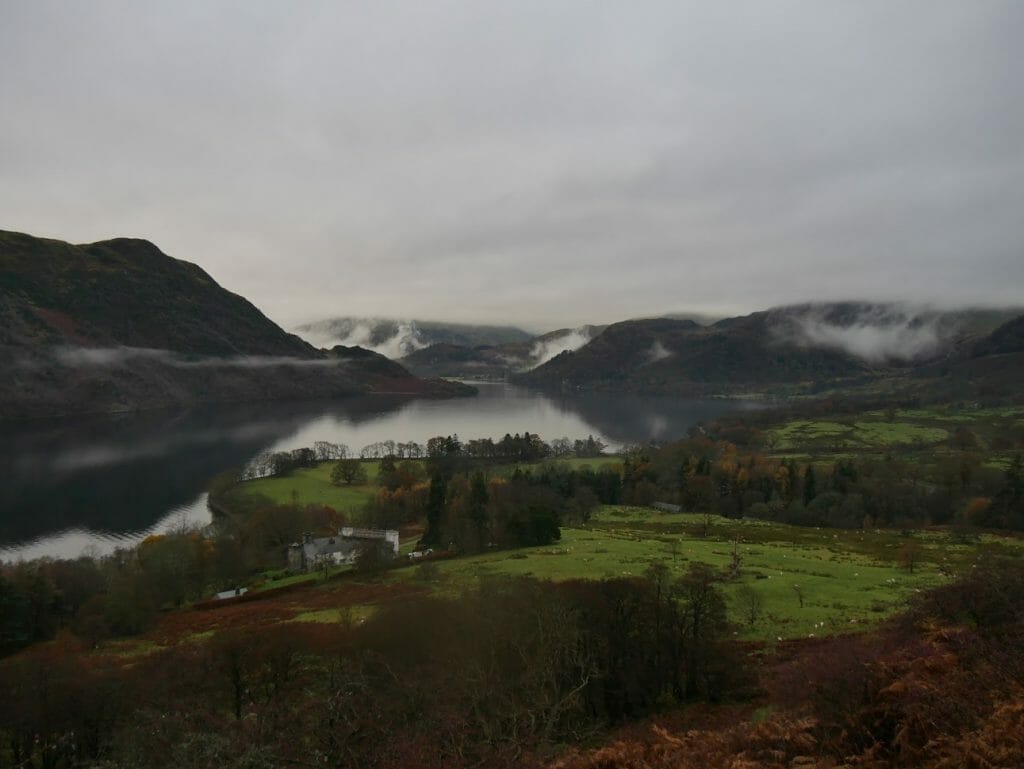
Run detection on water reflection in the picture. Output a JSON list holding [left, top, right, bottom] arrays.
[[0, 384, 756, 560]]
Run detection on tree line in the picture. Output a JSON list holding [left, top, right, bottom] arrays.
[[0, 568, 749, 769], [619, 436, 1024, 531], [241, 433, 608, 480], [365, 448, 622, 553], [7, 556, 1024, 768]]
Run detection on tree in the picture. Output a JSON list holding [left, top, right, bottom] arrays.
[[137, 533, 206, 607], [677, 456, 691, 506], [550, 437, 573, 458], [377, 455, 398, 487], [487, 481, 562, 548], [727, 538, 742, 578], [702, 509, 713, 538], [951, 426, 980, 450], [735, 584, 764, 627], [566, 486, 599, 524], [792, 583, 806, 609], [5, 565, 55, 647], [422, 475, 447, 547], [803, 464, 818, 506], [102, 568, 157, 636], [0, 574, 32, 656], [986, 454, 1024, 529], [331, 458, 367, 486], [314, 440, 348, 460], [468, 471, 490, 547], [897, 540, 923, 573], [573, 435, 607, 458], [675, 564, 731, 699], [398, 460, 426, 487], [354, 541, 393, 577]]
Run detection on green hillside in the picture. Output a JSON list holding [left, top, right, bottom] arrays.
[[0, 230, 471, 418]]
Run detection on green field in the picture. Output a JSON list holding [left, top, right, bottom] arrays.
[[220, 413, 1024, 642], [769, 417, 948, 451], [225, 460, 384, 514], [225, 457, 619, 518], [767, 405, 1024, 453], [385, 505, 1021, 641]]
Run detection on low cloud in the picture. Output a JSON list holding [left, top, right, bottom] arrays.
[[299, 319, 426, 360], [529, 328, 594, 367], [780, 306, 950, 364], [52, 346, 338, 369], [54, 346, 169, 366], [645, 340, 673, 364]]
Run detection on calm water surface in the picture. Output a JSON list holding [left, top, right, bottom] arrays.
[[0, 384, 760, 560]]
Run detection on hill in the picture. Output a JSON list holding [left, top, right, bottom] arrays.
[[903, 317, 1024, 403], [0, 230, 470, 418], [399, 325, 605, 380], [517, 304, 1024, 396], [0, 230, 316, 357], [517, 315, 871, 395], [973, 313, 1024, 357]]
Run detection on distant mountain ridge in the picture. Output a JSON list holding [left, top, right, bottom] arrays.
[[394, 303, 1024, 389], [6, 228, 1018, 411], [0, 230, 469, 418], [515, 303, 1024, 396], [294, 316, 610, 379], [295, 317, 533, 359], [398, 325, 607, 380]]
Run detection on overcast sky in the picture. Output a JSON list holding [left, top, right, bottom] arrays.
[[2, 1, 1022, 331]]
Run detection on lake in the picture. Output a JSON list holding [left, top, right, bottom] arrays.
[[0, 383, 760, 560]]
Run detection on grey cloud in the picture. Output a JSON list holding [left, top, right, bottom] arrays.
[[1, 1, 1022, 330], [773, 305, 959, 364], [645, 341, 673, 365], [529, 329, 595, 368], [299, 320, 426, 359], [792, 318, 943, 364]]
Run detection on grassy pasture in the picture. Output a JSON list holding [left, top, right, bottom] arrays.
[[126, 506, 1021, 657], [211, 408, 1024, 644], [768, 418, 948, 451], [767, 405, 1024, 454], [224, 460, 384, 515], [387, 505, 1021, 641], [290, 605, 377, 625], [224, 457, 620, 518]]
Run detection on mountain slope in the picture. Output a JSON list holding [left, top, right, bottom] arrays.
[[900, 312, 1024, 402], [517, 315, 873, 394], [517, 304, 1024, 397], [0, 230, 314, 357], [0, 230, 469, 418], [973, 313, 1024, 357], [398, 325, 606, 379]]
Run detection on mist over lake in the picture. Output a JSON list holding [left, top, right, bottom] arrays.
[[0, 384, 758, 560]]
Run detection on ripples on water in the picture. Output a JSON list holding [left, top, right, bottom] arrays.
[[0, 495, 212, 562]]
